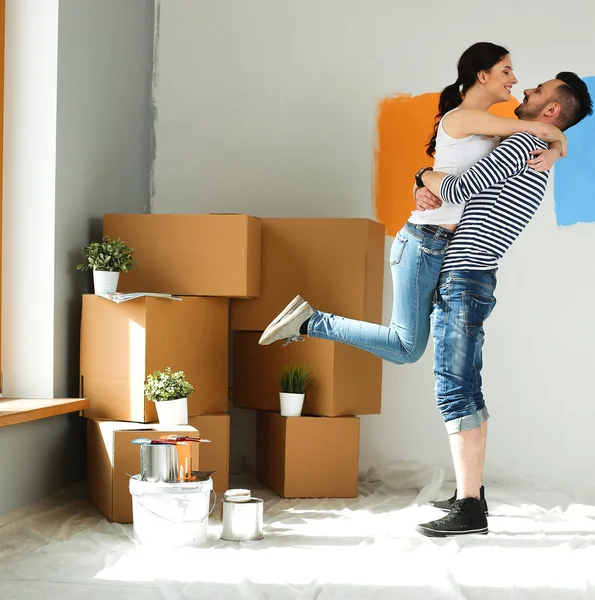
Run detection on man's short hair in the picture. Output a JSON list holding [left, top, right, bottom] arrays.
[[554, 72, 593, 130]]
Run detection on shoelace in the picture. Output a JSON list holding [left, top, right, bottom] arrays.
[[282, 335, 305, 346]]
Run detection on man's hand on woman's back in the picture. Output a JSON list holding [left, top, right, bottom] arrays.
[[414, 187, 442, 211]]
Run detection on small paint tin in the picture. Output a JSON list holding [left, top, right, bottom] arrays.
[[220, 497, 264, 542]]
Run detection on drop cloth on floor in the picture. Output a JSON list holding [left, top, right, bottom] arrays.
[[1, 461, 595, 600]]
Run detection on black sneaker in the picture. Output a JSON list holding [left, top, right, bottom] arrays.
[[428, 485, 489, 515], [417, 497, 488, 537]]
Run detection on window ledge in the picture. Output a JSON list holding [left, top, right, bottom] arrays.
[[0, 398, 89, 428]]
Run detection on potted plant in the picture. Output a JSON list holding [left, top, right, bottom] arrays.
[[277, 365, 312, 417], [76, 235, 135, 295], [144, 367, 195, 426]]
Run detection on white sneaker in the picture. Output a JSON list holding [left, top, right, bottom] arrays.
[[260, 295, 303, 337], [258, 299, 314, 345]]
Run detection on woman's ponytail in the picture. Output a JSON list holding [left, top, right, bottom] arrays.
[[426, 80, 463, 157]]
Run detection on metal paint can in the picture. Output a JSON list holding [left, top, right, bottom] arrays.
[[220, 497, 264, 541], [140, 443, 179, 482]]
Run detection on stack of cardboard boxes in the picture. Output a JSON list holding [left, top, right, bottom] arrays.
[[82, 214, 386, 517], [231, 218, 386, 499], [82, 214, 261, 522]]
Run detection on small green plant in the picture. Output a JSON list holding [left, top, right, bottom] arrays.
[[277, 365, 312, 394], [76, 235, 135, 272], [144, 367, 195, 402]]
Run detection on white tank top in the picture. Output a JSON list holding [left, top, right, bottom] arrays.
[[409, 109, 500, 225]]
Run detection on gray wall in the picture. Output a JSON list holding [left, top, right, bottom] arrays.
[[54, 0, 155, 398], [53, 0, 154, 492], [0, 0, 154, 518]]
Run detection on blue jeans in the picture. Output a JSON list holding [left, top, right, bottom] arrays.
[[308, 222, 452, 364], [431, 270, 497, 434]]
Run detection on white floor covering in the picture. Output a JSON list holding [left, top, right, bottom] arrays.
[[1, 461, 595, 600]]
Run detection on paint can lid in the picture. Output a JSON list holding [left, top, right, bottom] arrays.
[[224, 488, 252, 502]]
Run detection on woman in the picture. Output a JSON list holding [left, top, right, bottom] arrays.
[[258, 42, 565, 362]]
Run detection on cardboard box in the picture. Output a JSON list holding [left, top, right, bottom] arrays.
[[86, 419, 200, 523], [103, 214, 261, 298], [81, 295, 228, 422], [233, 332, 382, 416], [188, 413, 230, 493], [257, 411, 359, 498], [230, 218, 385, 330]]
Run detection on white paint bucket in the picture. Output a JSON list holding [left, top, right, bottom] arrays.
[[129, 475, 215, 547]]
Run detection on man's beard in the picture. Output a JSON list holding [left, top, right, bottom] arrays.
[[515, 99, 549, 120]]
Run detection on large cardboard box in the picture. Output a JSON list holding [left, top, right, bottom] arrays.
[[103, 214, 261, 298], [81, 295, 228, 422], [257, 411, 359, 498], [233, 332, 382, 416], [230, 218, 385, 330], [86, 419, 200, 523], [188, 413, 230, 493]]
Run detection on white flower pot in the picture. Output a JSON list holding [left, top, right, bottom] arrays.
[[155, 397, 189, 426], [93, 270, 120, 295], [279, 392, 305, 417]]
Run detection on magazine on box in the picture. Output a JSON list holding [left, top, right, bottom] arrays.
[[98, 292, 182, 304]]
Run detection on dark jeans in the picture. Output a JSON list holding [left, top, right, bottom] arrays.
[[431, 269, 497, 434]]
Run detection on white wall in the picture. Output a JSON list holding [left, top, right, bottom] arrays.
[[152, 0, 595, 491], [3, 0, 59, 398], [0, 0, 68, 518], [0, 0, 153, 517]]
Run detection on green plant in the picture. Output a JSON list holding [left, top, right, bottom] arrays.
[[144, 367, 195, 402], [277, 365, 312, 394], [76, 235, 135, 272]]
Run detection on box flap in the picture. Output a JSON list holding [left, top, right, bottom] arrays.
[[98, 420, 198, 463]]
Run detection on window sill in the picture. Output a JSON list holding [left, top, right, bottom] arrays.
[[0, 398, 89, 428]]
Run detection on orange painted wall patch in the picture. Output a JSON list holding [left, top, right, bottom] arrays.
[[373, 94, 520, 236]]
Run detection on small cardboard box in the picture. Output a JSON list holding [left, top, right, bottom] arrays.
[[103, 213, 261, 298], [230, 218, 385, 330], [257, 411, 359, 498], [81, 295, 228, 422], [86, 419, 200, 523], [233, 332, 382, 416], [188, 413, 230, 493]]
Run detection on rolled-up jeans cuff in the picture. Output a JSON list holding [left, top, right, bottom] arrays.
[[445, 407, 490, 435]]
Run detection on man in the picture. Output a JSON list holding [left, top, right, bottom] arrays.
[[413, 72, 592, 536]]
